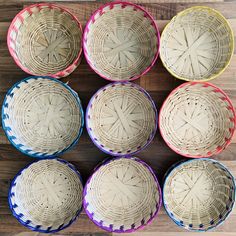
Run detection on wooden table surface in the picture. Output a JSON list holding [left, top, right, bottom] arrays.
[[0, 0, 236, 235]]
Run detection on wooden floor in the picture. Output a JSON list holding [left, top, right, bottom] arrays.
[[0, 0, 236, 235]]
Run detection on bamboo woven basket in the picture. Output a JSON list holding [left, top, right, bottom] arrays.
[[163, 158, 235, 231], [83, 157, 162, 232], [7, 3, 82, 78], [86, 82, 157, 156], [159, 82, 235, 158], [83, 1, 160, 81], [9, 158, 83, 233], [2, 76, 84, 158], [160, 6, 234, 82]]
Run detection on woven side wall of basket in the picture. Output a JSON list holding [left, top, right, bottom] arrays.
[[159, 82, 235, 158], [2, 76, 84, 158], [83, 157, 161, 232], [86, 82, 157, 156], [160, 6, 234, 81], [163, 158, 235, 231], [9, 159, 83, 233], [83, 1, 159, 81], [8, 3, 82, 78]]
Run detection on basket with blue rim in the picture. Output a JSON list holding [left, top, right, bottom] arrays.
[[9, 158, 83, 233], [2, 76, 84, 158], [163, 158, 235, 231]]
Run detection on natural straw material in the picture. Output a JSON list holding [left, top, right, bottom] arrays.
[[8, 3, 82, 78], [163, 159, 235, 231], [83, 2, 159, 81], [9, 159, 83, 233], [2, 76, 83, 158], [160, 6, 234, 81], [86, 82, 157, 156], [159, 82, 235, 158], [83, 157, 161, 232]]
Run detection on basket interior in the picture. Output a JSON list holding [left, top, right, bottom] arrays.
[[9, 159, 83, 231], [84, 158, 160, 231], [3, 78, 82, 156], [87, 83, 156, 155], [163, 159, 235, 230], [160, 83, 235, 157], [8, 5, 82, 76], [160, 7, 233, 81], [84, 3, 158, 81]]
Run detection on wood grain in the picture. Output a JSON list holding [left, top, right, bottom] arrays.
[[0, 1, 235, 236]]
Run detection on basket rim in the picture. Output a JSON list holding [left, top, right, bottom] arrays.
[[1, 76, 84, 159], [7, 3, 83, 78], [85, 81, 158, 157], [83, 156, 162, 233], [83, 1, 160, 82], [8, 158, 83, 233], [162, 158, 236, 232], [159, 81, 236, 158], [160, 6, 235, 82]]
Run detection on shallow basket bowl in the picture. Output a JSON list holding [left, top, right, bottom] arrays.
[[83, 157, 162, 232], [9, 159, 83, 233], [159, 82, 235, 158], [8, 3, 82, 78], [83, 1, 160, 81], [163, 158, 235, 231], [2, 76, 84, 158], [86, 82, 157, 156], [160, 6, 234, 82]]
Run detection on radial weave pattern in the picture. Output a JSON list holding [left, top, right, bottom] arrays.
[[163, 159, 235, 231], [159, 82, 235, 158], [8, 4, 82, 78], [84, 157, 161, 232], [2, 77, 83, 158], [9, 159, 83, 232], [160, 6, 234, 81], [86, 82, 157, 156], [83, 2, 159, 81]]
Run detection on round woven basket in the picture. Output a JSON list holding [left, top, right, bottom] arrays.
[[83, 157, 161, 232], [159, 82, 235, 158], [9, 158, 83, 233], [7, 3, 82, 78], [163, 158, 235, 231], [83, 1, 159, 81], [86, 82, 157, 156], [2, 76, 84, 158], [160, 6, 234, 82]]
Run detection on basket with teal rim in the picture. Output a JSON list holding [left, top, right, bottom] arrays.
[[160, 6, 234, 81], [163, 158, 235, 231], [9, 158, 83, 233], [2, 76, 84, 158]]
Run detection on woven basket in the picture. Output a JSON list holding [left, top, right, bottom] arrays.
[[160, 6, 234, 81], [159, 82, 235, 158], [7, 3, 82, 78], [86, 82, 157, 156], [2, 76, 84, 158], [83, 2, 159, 81], [83, 157, 161, 232], [163, 158, 235, 231], [9, 158, 83, 233]]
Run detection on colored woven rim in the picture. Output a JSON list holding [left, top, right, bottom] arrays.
[[159, 82, 235, 158], [2, 76, 84, 158], [8, 158, 83, 233], [7, 3, 83, 78], [163, 158, 235, 231], [83, 156, 162, 233], [83, 1, 160, 82], [160, 6, 234, 82], [86, 82, 157, 156]]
